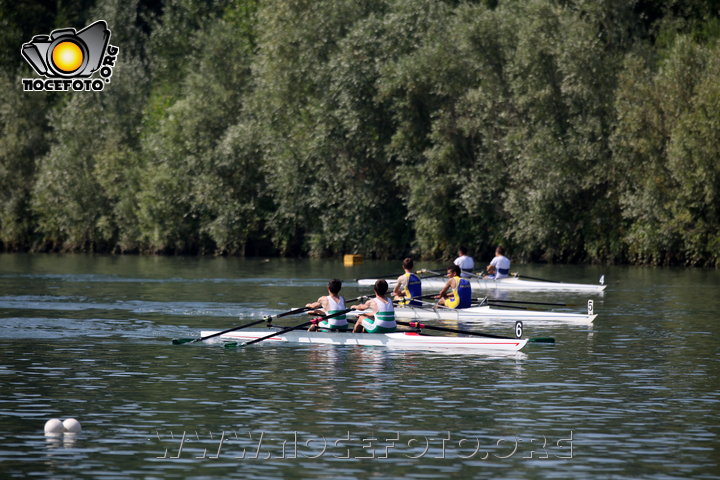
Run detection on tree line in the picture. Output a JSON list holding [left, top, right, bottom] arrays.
[[1, 0, 719, 266]]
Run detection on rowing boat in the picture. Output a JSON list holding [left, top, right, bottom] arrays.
[[357, 275, 606, 292], [350, 301, 596, 325], [200, 329, 527, 353]]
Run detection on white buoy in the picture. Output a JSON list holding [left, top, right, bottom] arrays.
[[44, 418, 64, 435], [63, 418, 82, 433]]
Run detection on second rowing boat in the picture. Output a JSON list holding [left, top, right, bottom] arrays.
[[358, 275, 606, 292], [348, 300, 597, 325]]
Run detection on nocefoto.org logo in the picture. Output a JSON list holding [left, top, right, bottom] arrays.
[[21, 20, 119, 92]]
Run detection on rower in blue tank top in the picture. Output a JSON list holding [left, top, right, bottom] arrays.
[[351, 279, 397, 333], [437, 264, 472, 309], [307, 279, 349, 331], [392, 257, 422, 306]]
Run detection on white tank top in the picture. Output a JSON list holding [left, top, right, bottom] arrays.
[[373, 297, 396, 328], [326, 295, 347, 327]]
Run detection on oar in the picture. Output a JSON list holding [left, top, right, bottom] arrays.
[[480, 303, 542, 311], [483, 298, 576, 307], [274, 295, 365, 318], [172, 318, 268, 345], [356, 270, 446, 282], [265, 305, 318, 321], [422, 268, 486, 280], [511, 272, 559, 283], [458, 268, 487, 278], [397, 320, 511, 339], [397, 320, 555, 343], [397, 297, 453, 310], [226, 308, 354, 348], [416, 269, 447, 279], [172, 305, 317, 345], [403, 298, 540, 312], [393, 293, 443, 304]]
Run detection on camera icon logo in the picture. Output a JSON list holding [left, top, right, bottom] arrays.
[[21, 20, 119, 92], [22, 20, 110, 77]]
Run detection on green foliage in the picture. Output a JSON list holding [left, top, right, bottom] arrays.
[[505, 1, 619, 262], [613, 37, 720, 266], [0, 73, 50, 249], [30, 0, 150, 252], [2, 0, 719, 265], [250, 0, 391, 256], [138, 1, 259, 254]]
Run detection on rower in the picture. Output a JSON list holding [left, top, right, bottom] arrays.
[[454, 246, 475, 278], [485, 246, 511, 279], [351, 279, 397, 333], [306, 279, 349, 332], [437, 264, 472, 309], [392, 257, 422, 306]]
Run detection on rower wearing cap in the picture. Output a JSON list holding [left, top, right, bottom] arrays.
[[307, 279, 349, 331], [352, 279, 397, 333], [437, 264, 472, 309], [393, 257, 422, 306]]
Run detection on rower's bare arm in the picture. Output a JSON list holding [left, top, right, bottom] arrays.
[[438, 279, 452, 297], [392, 275, 406, 296], [352, 301, 370, 310], [306, 296, 327, 310]]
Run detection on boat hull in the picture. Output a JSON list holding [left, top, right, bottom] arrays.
[[358, 276, 606, 292], [350, 304, 595, 325], [200, 329, 527, 352]]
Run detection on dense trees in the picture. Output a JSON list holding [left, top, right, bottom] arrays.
[[1, 0, 719, 265]]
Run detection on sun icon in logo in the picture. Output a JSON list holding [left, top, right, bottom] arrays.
[[51, 41, 84, 73]]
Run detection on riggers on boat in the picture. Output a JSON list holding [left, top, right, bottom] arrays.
[[199, 329, 528, 353], [350, 299, 597, 325], [358, 275, 606, 292]]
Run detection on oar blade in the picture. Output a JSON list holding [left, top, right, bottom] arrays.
[[171, 338, 195, 345]]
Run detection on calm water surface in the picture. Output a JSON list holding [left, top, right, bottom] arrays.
[[0, 254, 718, 479]]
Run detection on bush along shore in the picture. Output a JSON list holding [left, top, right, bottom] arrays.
[[2, 0, 719, 266]]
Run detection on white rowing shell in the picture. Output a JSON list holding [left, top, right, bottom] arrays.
[[200, 329, 527, 353], [349, 304, 595, 325], [358, 276, 606, 292]]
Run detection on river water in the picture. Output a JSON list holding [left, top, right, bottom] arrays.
[[0, 254, 718, 479]]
